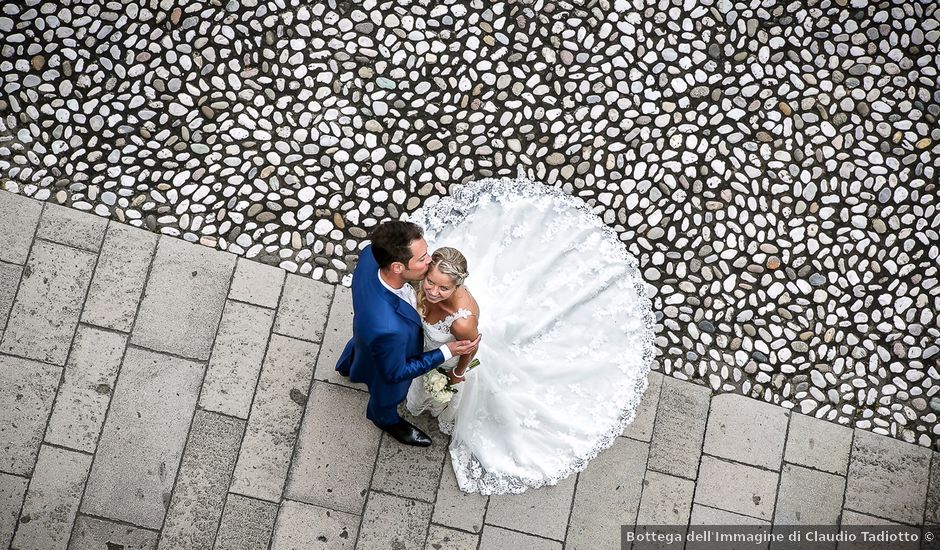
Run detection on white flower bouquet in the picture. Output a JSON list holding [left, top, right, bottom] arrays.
[[423, 359, 480, 406]]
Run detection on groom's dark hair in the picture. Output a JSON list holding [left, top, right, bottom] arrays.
[[370, 221, 424, 269]]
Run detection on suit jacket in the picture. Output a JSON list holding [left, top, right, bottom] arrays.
[[336, 245, 445, 409]]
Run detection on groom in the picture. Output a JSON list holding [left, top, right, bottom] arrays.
[[336, 220, 481, 446]]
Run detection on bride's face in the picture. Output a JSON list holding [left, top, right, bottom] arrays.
[[423, 266, 458, 304]]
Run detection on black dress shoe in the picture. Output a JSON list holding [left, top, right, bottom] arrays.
[[381, 420, 432, 447]]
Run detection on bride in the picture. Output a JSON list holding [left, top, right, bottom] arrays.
[[403, 177, 656, 495]]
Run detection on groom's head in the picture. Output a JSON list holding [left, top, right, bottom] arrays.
[[370, 221, 431, 282]]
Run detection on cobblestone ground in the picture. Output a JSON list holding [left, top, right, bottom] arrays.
[[1, 190, 936, 549]]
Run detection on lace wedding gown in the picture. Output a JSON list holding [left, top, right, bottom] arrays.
[[403, 177, 656, 495]]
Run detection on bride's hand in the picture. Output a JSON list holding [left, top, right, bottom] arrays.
[[448, 368, 466, 385]]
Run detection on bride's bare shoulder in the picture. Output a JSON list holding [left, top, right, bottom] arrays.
[[458, 287, 481, 316]]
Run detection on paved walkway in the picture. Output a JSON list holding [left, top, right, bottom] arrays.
[[0, 189, 936, 550]]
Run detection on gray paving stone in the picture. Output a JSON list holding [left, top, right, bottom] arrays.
[[81, 347, 204, 529], [272, 274, 333, 343], [12, 445, 92, 550], [131, 237, 235, 360], [432, 454, 488, 533], [784, 413, 854, 475], [773, 463, 845, 525], [0, 355, 61, 475], [0, 473, 28, 550], [313, 285, 366, 391], [479, 526, 562, 550], [44, 325, 126, 452], [230, 334, 318, 502], [703, 393, 789, 470], [228, 257, 286, 309], [636, 470, 695, 525], [356, 492, 432, 550], [199, 301, 275, 419], [687, 504, 771, 550], [623, 370, 663, 442], [269, 500, 358, 550], [844, 428, 931, 525], [213, 494, 278, 550], [425, 524, 479, 550], [566, 437, 648, 550], [0, 190, 42, 265], [158, 410, 245, 550], [838, 511, 920, 550], [371, 411, 448, 503], [0, 262, 22, 334], [927, 452, 940, 524], [0, 240, 96, 365], [68, 515, 158, 550], [284, 382, 381, 515], [694, 456, 779, 521], [80, 222, 158, 332], [486, 472, 576, 542], [647, 377, 711, 479], [35, 202, 108, 252]]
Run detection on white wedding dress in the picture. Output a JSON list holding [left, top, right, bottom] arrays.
[[403, 177, 656, 495]]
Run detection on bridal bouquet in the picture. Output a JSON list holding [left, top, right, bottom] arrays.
[[424, 359, 480, 406]]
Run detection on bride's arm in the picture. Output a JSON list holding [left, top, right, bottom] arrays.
[[449, 316, 479, 380]]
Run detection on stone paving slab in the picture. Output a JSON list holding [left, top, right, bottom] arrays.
[[844, 428, 931, 525], [647, 376, 711, 479], [432, 454, 488, 534], [694, 456, 779, 521], [0, 355, 61, 476], [784, 413, 854, 476], [313, 284, 367, 391], [12, 444, 92, 550], [566, 437, 648, 550], [687, 505, 771, 550], [479, 525, 562, 550], [272, 274, 333, 343], [773, 463, 845, 526], [44, 325, 126, 453], [81, 347, 204, 529], [486, 472, 577, 542], [230, 334, 318, 503], [131, 237, 235, 360], [0, 261, 22, 333], [158, 410, 245, 550], [636, 470, 695, 526], [213, 494, 278, 550], [67, 515, 158, 550], [356, 491, 432, 550], [0, 473, 28, 549], [0, 190, 42, 265], [35, 202, 108, 253], [198, 300, 276, 419], [927, 452, 940, 524], [268, 500, 358, 550], [425, 524, 479, 550], [228, 257, 286, 309], [703, 393, 790, 470], [284, 381, 381, 515], [80, 222, 158, 332], [371, 411, 448, 503], [622, 371, 664, 442], [0, 240, 97, 365]]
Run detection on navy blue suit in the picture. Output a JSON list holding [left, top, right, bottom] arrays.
[[336, 245, 446, 426]]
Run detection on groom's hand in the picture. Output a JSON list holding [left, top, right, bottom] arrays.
[[446, 334, 482, 356]]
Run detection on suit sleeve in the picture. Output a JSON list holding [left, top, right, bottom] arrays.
[[369, 332, 446, 384]]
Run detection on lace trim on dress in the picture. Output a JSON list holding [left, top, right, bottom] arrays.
[[425, 308, 474, 334], [406, 177, 657, 496]]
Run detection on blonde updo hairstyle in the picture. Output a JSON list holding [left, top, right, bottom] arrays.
[[414, 247, 469, 318]]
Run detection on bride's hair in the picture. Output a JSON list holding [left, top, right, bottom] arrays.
[[414, 247, 469, 317]]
